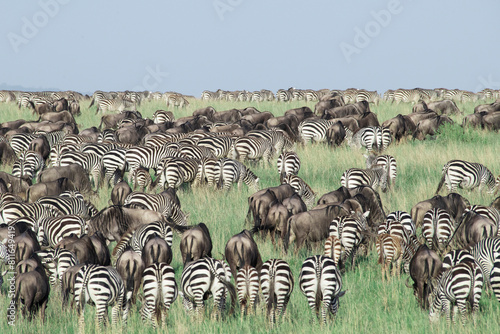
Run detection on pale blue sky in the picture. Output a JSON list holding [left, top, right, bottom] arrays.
[[1, 0, 499, 96]]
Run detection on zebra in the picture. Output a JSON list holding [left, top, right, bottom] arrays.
[[365, 154, 397, 189], [260, 259, 294, 325], [9, 133, 40, 157], [35, 130, 66, 148], [195, 157, 219, 187], [36, 194, 90, 219], [236, 265, 260, 317], [348, 127, 377, 153], [102, 148, 128, 186], [393, 88, 427, 104], [156, 157, 200, 190], [164, 93, 189, 108], [130, 167, 153, 192], [281, 174, 315, 208], [44, 248, 79, 286], [97, 129, 117, 143], [180, 257, 236, 320], [247, 129, 294, 156], [376, 234, 403, 282], [298, 119, 337, 144], [385, 210, 416, 237], [374, 126, 392, 152], [277, 151, 301, 181], [464, 205, 500, 235], [59, 151, 103, 189], [95, 97, 136, 114], [329, 211, 370, 271], [113, 220, 173, 258], [214, 158, 259, 192], [197, 135, 234, 159], [341, 167, 388, 193], [141, 262, 178, 328], [435, 159, 497, 194], [123, 192, 187, 225], [442, 249, 476, 271], [0, 202, 52, 225], [469, 237, 500, 302], [299, 255, 345, 324], [324, 235, 342, 266], [12, 150, 44, 180], [152, 110, 174, 124], [383, 90, 395, 102], [74, 264, 126, 332], [429, 261, 483, 325], [0, 90, 16, 103], [356, 90, 380, 105], [422, 208, 454, 253], [178, 143, 216, 160], [37, 215, 87, 248], [231, 136, 275, 166]]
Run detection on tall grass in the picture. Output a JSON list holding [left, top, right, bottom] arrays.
[[0, 98, 499, 333]]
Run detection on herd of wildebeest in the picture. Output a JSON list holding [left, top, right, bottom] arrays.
[[0, 88, 500, 331]]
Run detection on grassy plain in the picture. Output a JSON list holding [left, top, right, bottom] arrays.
[[0, 97, 499, 333]]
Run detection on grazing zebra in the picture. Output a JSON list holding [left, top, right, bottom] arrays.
[[80, 142, 117, 157], [281, 174, 315, 207], [44, 248, 79, 286], [164, 93, 189, 108], [348, 127, 377, 152], [0, 202, 52, 225], [214, 158, 259, 192], [356, 90, 380, 105], [74, 264, 126, 332], [113, 221, 173, 258], [465, 205, 500, 235], [9, 133, 40, 157], [156, 158, 200, 190], [435, 160, 497, 194], [36, 130, 66, 148], [95, 97, 136, 114], [260, 259, 294, 325], [195, 157, 219, 187], [442, 249, 476, 271], [376, 234, 403, 282], [385, 210, 416, 237], [59, 151, 103, 189], [178, 143, 216, 160], [422, 208, 454, 253], [97, 129, 117, 143], [180, 257, 236, 320], [37, 215, 86, 248], [469, 237, 500, 302], [236, 265, 260, 317], [12, 150, 44, 180], [123, 192, 187, 225], [366, 154, 397, 189], [36, 194, 90, 219], [126, 145, 181, 186], [141, 263, 178, 328], [231, 136, 275, 165], [102, 148, 128, 186], [324, 235, 342, 266], [298, 119, 337, 144], [429, 261, 483, 325], [197, 136, 234, 159], [393, 88, 427, 104], [329, 212, 369, 271], [299, 255, 345, 324], [247, 129, 294, 156], [153, 110, 174, 124], [130, 167, 153, 192], [277, 151, 301, 181], [341, 167, 388, 193]]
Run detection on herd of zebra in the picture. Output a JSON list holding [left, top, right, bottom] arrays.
[[0, 89, 500, 332]]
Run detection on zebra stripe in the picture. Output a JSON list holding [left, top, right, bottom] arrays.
[[236, 265, 259, 317], [102, 148, 128, 186], [126, 145, 181, 185], [197, 135, 234, 159], [436, 159, 497, 194], [0, 202, 52, 225], [231, 136, 275, 165], [214, 158, 259, 192], [341, 167, 388, 192], [36, 195, 90, 219], [281, 174, 315, 208], [299, 255, 344, 324], [260, 259, 294, 325], [442, 249, 476, 271], [12, 150, 44, 180], [130, 167, 152, 192], [385, 210, 416, 236], [366, 154, 397, 189], [9, 133, 39, 157], [277, 151, 301, 180], [422, 208, 454, 252], [324, 235, 342, 266], [465, 205, 500, 236], [376, 234, 403, 282], [469, 237, 500, 302], [298, 119, 337, 144], [141, 263, 178, 328], [113, 220, 173, 258], [59, 151, 103, 188], [124, 192, 187, 225], [156, 157, 200, 190], [247, 129, 294, 156], [38, 215, 86, 248], [44, 248, 79, 286], [96, 97, 136, 114]]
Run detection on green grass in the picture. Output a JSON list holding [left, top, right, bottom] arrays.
[[1, 98, 499, 333]]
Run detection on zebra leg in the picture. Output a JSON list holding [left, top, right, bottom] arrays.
[[490, 265, 500, 302], [442, 298, 451, 324], [78, 306, 85, 334]]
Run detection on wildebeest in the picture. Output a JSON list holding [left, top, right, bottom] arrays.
[[474, 99, 500, 113], [39, 110, 75, 124], [0, 141, 16, 165], [87, 206, 165, 243], [89, 231, 111, 266], [56, 235, 100, 265], [26, 177, 76, 203], [412, 115, 454, 140], [348, 186, 386, 229], [51, 98, 69, 112], [241, 111, 274, 125], [317, 186, 352, 205], [352, 112, 380, 128], [483, 111, 500, 131], [411, 193, 470, 228], [225, 230, 263, 278], [176, 222, 213, 266], [141, 236, 172, 267], [408, 244, 443, 309], [37, 164, 92, 194], [326, 121, 346, 147], [116, 248, 145, 309], [246, 184, 295, 228], [61, 263, 86, 308], [381, 114, 416, 142], [0, 171, 31, 198], [14, 268, 50, 322], [262, 199, 290, 245], [15, 230, 40, 263], [110, 181, 132, 206], [282, 193, 307, 215], [462, 111, 487, 128], [450, 211, 498, 249], [285, 205, 349, 254], [98, 110, 143, 130], [314, 96, 344, 117]]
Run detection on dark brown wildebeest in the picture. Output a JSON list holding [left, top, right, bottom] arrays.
[[14, 268, 50, 322], [15, 230, 40, 263], [89, 231, 111, 266], [314, 96, 344, 117], [28, 100, 52, 115], [116, 248, 145, 308], [352, 112, 380, 128], [110, 181, 132, 205], [264, 114, 300, 134], [426, 100, 461, 115], [474, 100, 500, 113], [483, 111, 500, 131], [174, 222, 213, 266], [37, 164, 92, 194], [116, 123, 150, 145], [348, 186, 386, 227], [27, 135, 51, 160], [282, 193, 307, 215], [412, 115, 454, 140], [141, 236, 172, 267], [0, 141, 16, 165], [1, 119, 27, 130], [323, 101, 370, 119], [26, 178, 76, 203], [491, 196, 500, 211], [381, 114, 416, 142], [262, 199, 290, 245], [412, 100, 431, 113], [225, 229, 263, 278], [56, 235, 99, 265], [52, 98, 69, 112], [325, 117, 360, 134], [0, 171, 31, 198], [212, 109, 242, 123], [192, 106, 216, 118], [246, 185, 295, 228], [462, 111, 487, 128], [326, 121, 346, 147], [317, 186, 352, 205], [284, 106, 314, 123], [411, 193, 470, 228], [241, 111, 274, 125], [285, 205, 349, 254], [61, 263, 86, 308], [39, 111, 75, 124], [98, 110, 143, 130], [87, 206, 165, 243], [450, 211, 498, 249], [408, 243, 443, 309], [405, 111, 438, 126]]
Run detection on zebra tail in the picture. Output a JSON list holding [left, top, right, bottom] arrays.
[[267, 273, 276, 319], [209, 262, 237, 317], [377, 236, 384, 265], [155, 267, 163, 324], [435, 169, 446, 195], [112, 231, 135, 257], [468, 263, 476, 308], [76, 266, 92, 314], [283, 216, 293, 254]]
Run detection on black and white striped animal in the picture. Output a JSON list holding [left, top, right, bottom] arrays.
[[125, 145, 181, 186], [37, 215, 86, 248], [231, 136, 275, 165], [298, 119, 337, 144], [422, 208, 454, 252], [74, 264, 126, 332], [197, 135, 234, 159], [36, 194, 90, 219], [366, 154, 397, 189], [384, 210, 416, 237], [435, 160, 497, 194], [59, 151, 103, 189], [341, 167, 388, 192], [130, 167, 153, 192], [236, 265, 260, 317], [260, 259, 294, 325], [155, 157, 200, 190], [299, 255, 345, 324], [95, 97, 136, 114], [123, 192, 187, 226], [429, 261, 483, 325], [141, 262, 178, 328], [464, 205, 500, 235], [469, 237, 500, 302], [376, 234, 403, 282], [277, 151, 301, 181], [12, 150, 44, 180], [0, 202, 52, 225], [281, 174, 315, 207], [44, 248, 79, 286], [102, 148, 128, 186], [442, 249, 476, 271], [113, 220, 173, 258], [214, 158, 259, 192], [247, 129, 294, 156], [180, 257, 236, 319]]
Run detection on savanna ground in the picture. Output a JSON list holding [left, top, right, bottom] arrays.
[[0, 97, 499, 334]]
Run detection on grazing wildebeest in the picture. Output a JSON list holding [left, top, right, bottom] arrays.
[[411, 193, 470, 228], [37, 164, 92, 194], [474, 100, 500, 113], [314, 97, 344, 117], [381, 114, 416, 142], [110, 181, 132, 206], [282, 193, 307, 216], [241, 111, 274, 125], [15, 230, 40, 263], [352, 112, 380, 128], [412, 115, 454, 140], [56, 235, 100, 265], [450, 211, 498, 249], [141, 236, 172, 267], [462, 111, 487, 128], [348, 186, 386, 228], [26, 177, 76, 203], [51, 98, 69, 112], [170, 222, 214, 266], [483, 111, 500, 131], [246, 185, 295, 228], [61, 263, 86, 308], [116, 248, 145, 310], [0, 141, 16, 165], [326, 121, 347, 147], [86, 206, 165, 243], [0, 171, 31, 198], [89, 231, 111, 266], [39, 110, 75, 124], [285, 205, 349, 254], [225, 230, 263, 278], [408, 244, 443, 309], [284, 106, 314, 123], [317, 186, 352, 205], [14, 268, 50, 322]]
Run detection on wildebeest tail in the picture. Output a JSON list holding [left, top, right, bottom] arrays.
[[435, 164, 448, 195]]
